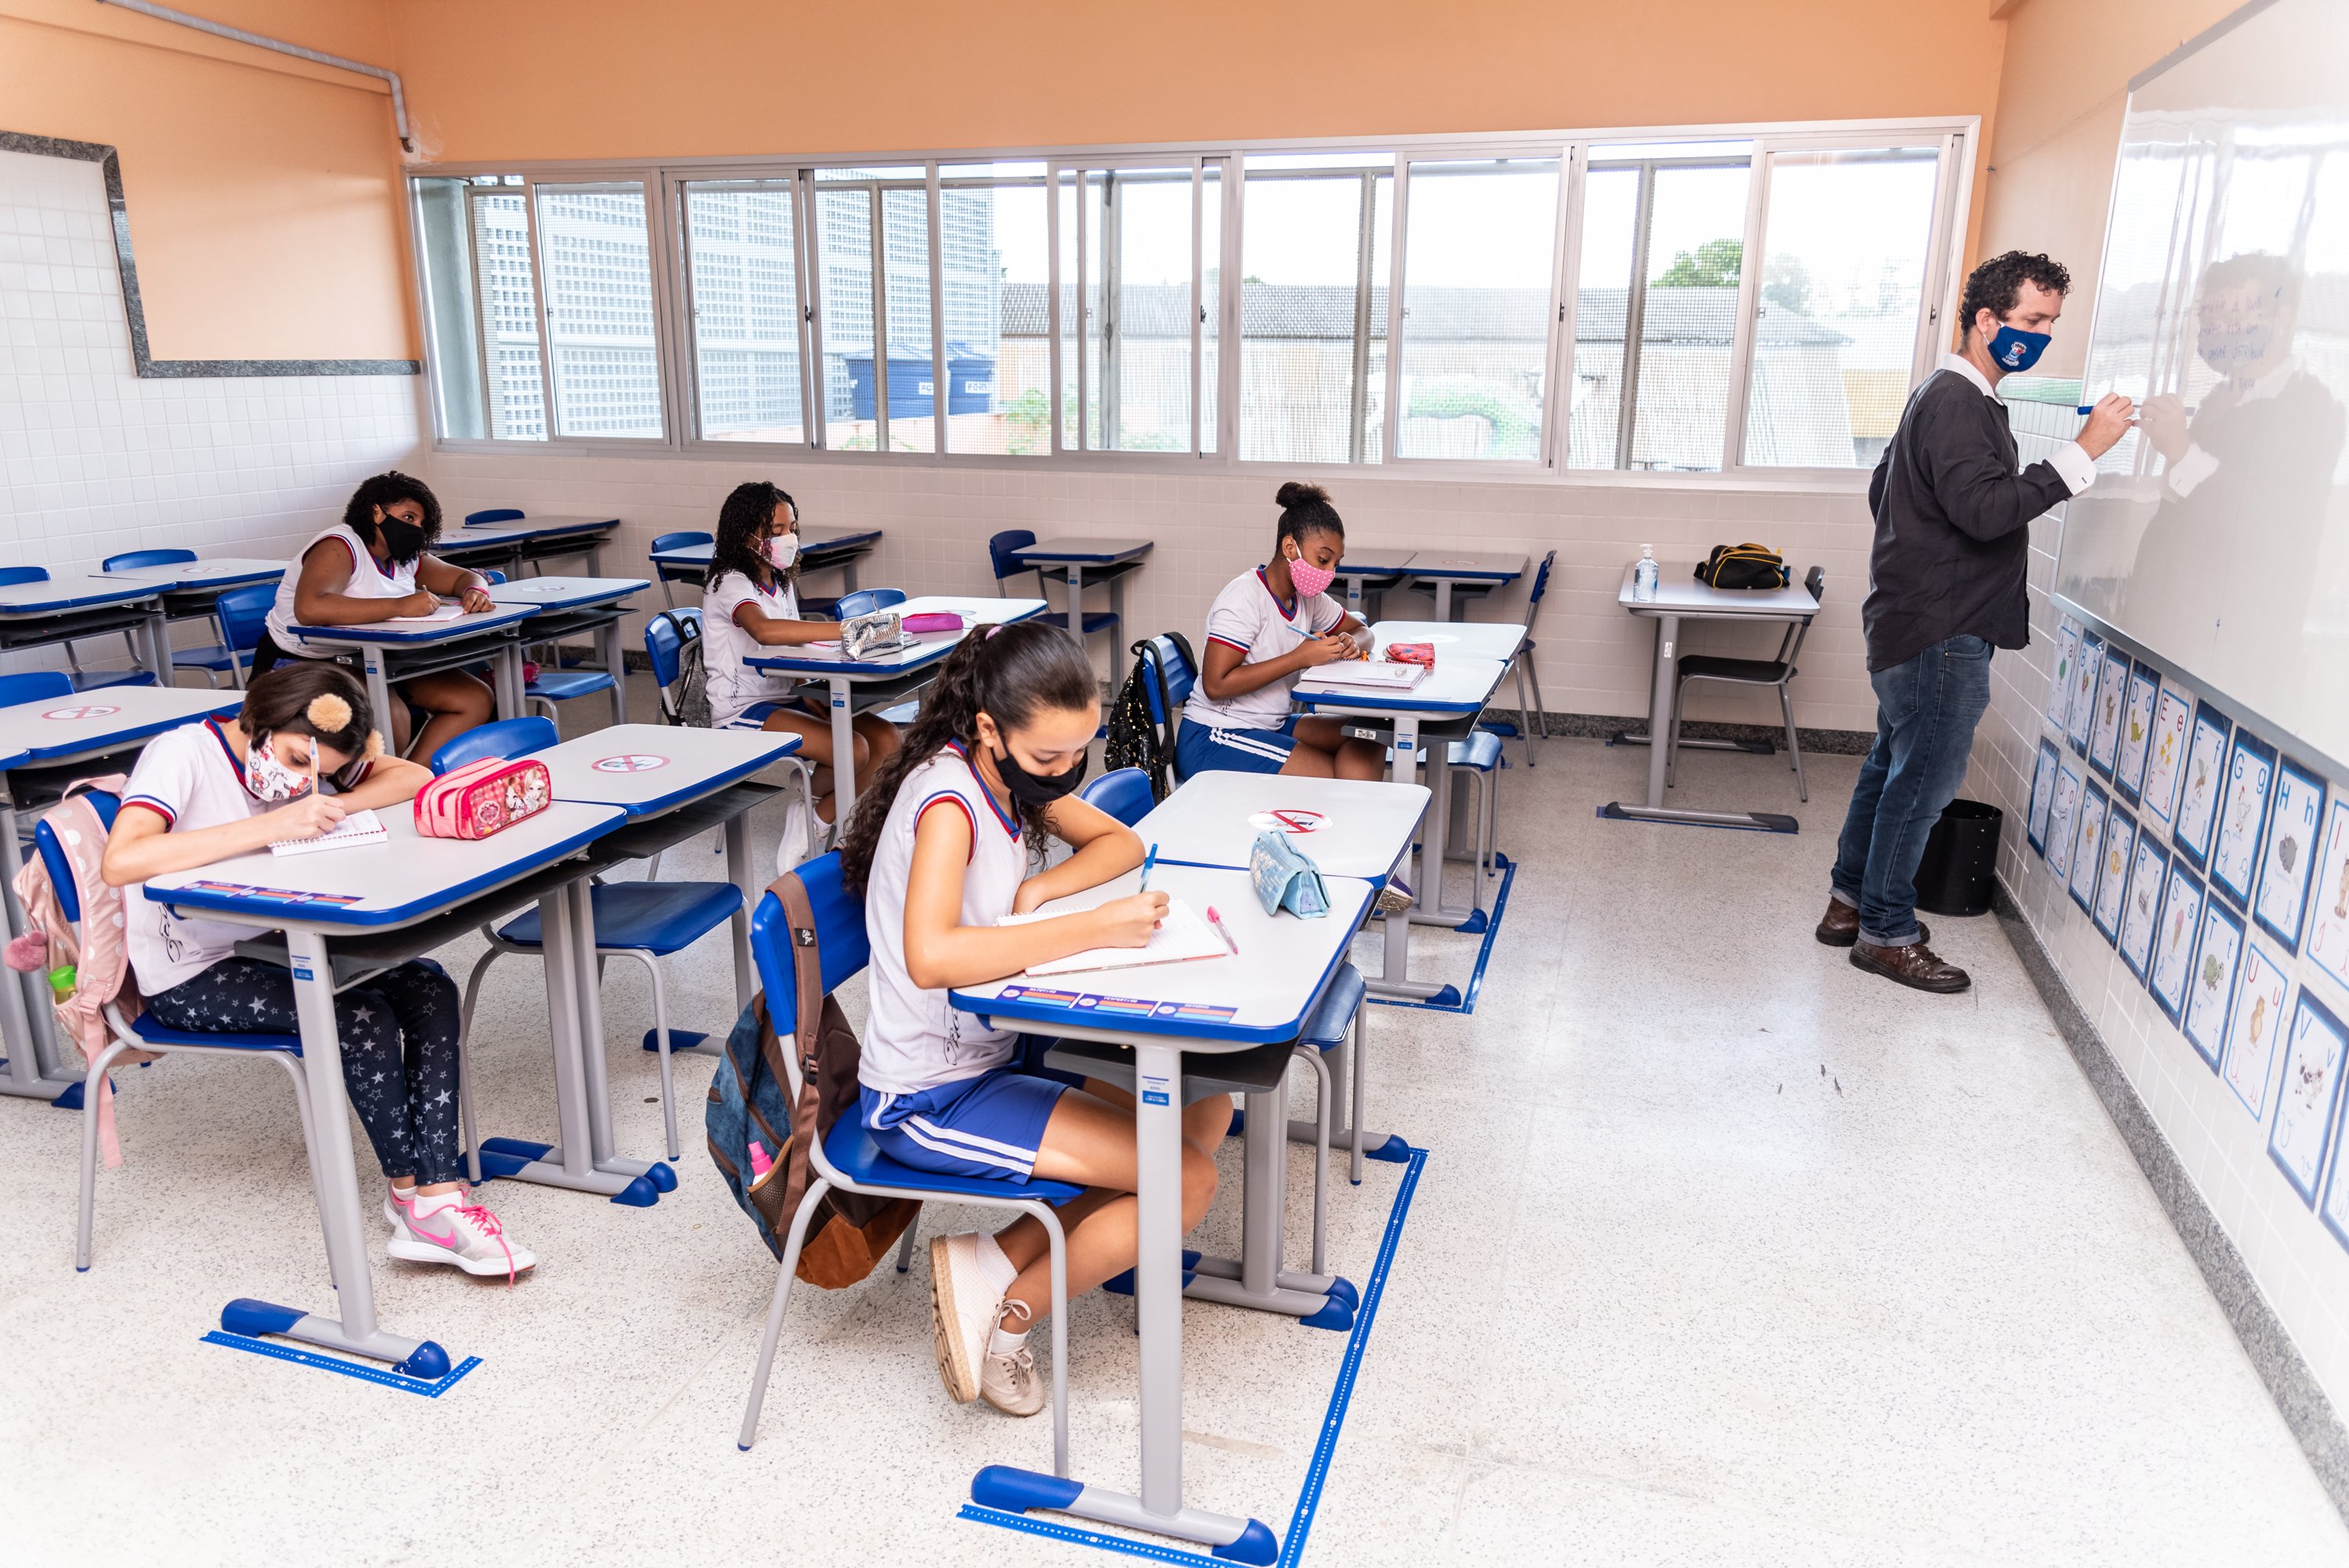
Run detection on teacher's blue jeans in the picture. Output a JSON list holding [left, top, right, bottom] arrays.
[[1830, 635, 1994, 947]]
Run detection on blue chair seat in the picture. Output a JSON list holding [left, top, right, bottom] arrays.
[[70, 669, 157, 692], [1063, 611, 1120, 636], [526, 669, 619, 701], [130, 1014, 301, 1054], [1298, 962, 1366, 1051], [1448, 732, 1503, 772], [800, 597, 842, 620], [496, 880, 743, 956], [172, 643, 241, 673], [824, 1116, 1083, 1203]]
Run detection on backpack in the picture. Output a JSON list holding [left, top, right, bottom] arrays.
[[705, 872, 916, 1288], [1694, 542, 1791, 591], [1104, 632, 1196, 802]]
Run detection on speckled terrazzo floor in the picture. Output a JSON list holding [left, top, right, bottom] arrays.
[[4, 682, 2344, 1566]]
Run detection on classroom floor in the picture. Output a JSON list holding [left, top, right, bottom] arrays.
[[6, 708, 2346, 1566]]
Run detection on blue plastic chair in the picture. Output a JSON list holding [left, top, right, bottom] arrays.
[[737, 854, 1080, 1464], [833, 587, 907, 621], [1134, 635, 1198, 784], [41, 791, 329, 1274], [990, 528, 1120, 645], [645, 608, 703, 724], [431, 719, 738, 1163], [100, 549, 195, 571], [168, 581, 276, 690], [5, 564, 154, 692], [1475, 548, 1555, 768], [0, 670, 73, 707], [650, 530, 712, 609], [465, 508, 525, 525], [1077, 766, 1154, 828], [479, 568, 619, 726], [0, 566, 45, 587]]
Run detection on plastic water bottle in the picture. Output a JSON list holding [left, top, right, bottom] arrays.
[[1633, 543, 1659, 602]]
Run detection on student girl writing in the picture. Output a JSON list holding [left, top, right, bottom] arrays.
[[1178, 481, 1384, 780], [101, 662, 534, 1280], [837, 620, 1227, 1417], [258, 471, 497, 760], [702, 480, 902, 854]]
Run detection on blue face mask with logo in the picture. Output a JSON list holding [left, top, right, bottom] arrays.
[[1986, 323, 2051, 373]]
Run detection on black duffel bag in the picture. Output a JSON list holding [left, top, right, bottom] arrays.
[[1694, 542, 1791, 590]]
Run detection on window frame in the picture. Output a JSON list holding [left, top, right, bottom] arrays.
[[405, 117, 1976, 489]]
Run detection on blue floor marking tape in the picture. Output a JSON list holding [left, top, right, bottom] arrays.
[[1367, 853, 1514, 1016], [200, 1331, 482, 1397], [958, 1144, 1430, 1565]]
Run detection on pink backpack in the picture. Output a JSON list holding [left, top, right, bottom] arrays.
[[413, 755, 552, 840]]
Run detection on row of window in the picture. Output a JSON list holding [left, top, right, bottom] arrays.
[[409, 125, 1968, 474]]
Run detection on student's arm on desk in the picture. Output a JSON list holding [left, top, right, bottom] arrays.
[[292, 536, 437, 625], [414, 553, 496, 612], [102, 795, 348, 885], [735, 601, 839, 647], [1011, 795, 1144, 915], [336, 754, 431, 813], [900, 801, 1165, 989], [1200, 632, 1352, 699]]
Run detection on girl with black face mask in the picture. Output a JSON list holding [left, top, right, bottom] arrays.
[[836, 621, 1231, 1420], [257, 471, 499, 762]]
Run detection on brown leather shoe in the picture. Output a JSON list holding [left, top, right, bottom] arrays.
[[1815, 899, 1926, 948], [1850, 939, 1969, 993]]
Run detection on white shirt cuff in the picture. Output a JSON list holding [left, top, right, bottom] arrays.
[[2166, 443, 2219, 499], [2043, 439, 2098, 496]]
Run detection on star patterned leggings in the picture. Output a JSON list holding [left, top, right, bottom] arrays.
[[145, 957, 466, 1187]]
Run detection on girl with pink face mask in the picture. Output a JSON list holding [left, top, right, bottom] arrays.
[[1177, 481, 1384, 780]]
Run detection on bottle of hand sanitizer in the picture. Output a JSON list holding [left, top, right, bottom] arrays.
[[1633, 543, 1659, 602]]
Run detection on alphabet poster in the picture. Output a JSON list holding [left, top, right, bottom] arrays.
[[2068, 633, 2102, 755], [2114, 663, 2159, 806], [2095, 809, 2136, 943], [2173, 703, 2232, 871], [2028, 738, 2059, 854], [2089, 646, 2131, 778], [2252, 758, 2326, 955], [2046, 622, 2081, 733], [2305, 798, 2349, 996], [2118, 836, 2169, 981], [2222, 937, 2288, 1122], [2141, 681, 2195, 834], [2071, 784, 2110, 914], [2183, 898, 2244, 1070], [2048, 762, 2084, 883], [2210, 730, 2278, 911], [2268, 990, 2347, 1205], [2150, 865, 2204, 1021]]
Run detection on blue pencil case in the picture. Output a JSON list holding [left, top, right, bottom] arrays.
[[1249, 830, 1330, 919]]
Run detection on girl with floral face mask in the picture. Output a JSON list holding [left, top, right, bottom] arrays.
[[1178, 481, 1384, 780]]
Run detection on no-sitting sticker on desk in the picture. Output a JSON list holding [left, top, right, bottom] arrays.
[[591, 754, 669, 773], [42, 705, 121, 721], [1248, 809, 1326, 834]]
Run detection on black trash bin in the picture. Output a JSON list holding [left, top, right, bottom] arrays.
[[1914, 798, 2002, 917]]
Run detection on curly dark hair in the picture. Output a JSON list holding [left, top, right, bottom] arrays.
[[835, 620, 1099, 896], [341, 471, 442, 552], [705, 481, 798, 593], [1273, 480, 1344, 550], [1960, 251, 2073, 341]]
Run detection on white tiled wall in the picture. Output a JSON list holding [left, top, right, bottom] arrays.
[[0, 145, 421, 670], [1968, 399, 2349, 1415]]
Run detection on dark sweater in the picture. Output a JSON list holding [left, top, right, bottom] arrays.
[[1861, 369, 2075, 672]]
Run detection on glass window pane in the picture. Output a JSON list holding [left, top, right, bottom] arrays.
[[1084, 168, 1195, 452], [413, 178, 485, 439], [882, 186, 936, 452], [1741, 148, 1941, 467], [1239, 171, 1371, 464], [1395, 158, 1558, 461], [468, 189, 545, 441], [534, 184, 663, 439], [944, 183, 1050, 456], [1201, 165, 1221, 454], [1629, 163, 1752, 470], [814, 187, 877, 449], [1567, 167, 1640, 467], [1365, 174, 1390, 463], [684, 181, 806, 445]]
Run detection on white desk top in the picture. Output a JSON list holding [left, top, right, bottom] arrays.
[[646, 526, 878, 567], [486, 575, 651, 611], [745, 595, 1047, 676], [1618, 564, 1818, 618], [1294, 656, 1511, 716], [0, 574, 162, 616], [1136, 772, 1428, 880], [948, 862, 1373, 1047], [98, 557, 285, 589], [534, 723, 800, 816], [0, 687, 240, 764], [1337, 550, 1417, 575], [1406, 552, 1528, 581], [1016, 536, 1154, 563], [144, 800, 624, 930], [285, 602, 539, 647], [1371, 620, 1525, 661], [457, 514, 619, 536]]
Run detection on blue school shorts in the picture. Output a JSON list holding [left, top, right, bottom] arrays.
[[1174, 713, 1299, 778], [860, 1066, 1070, 1181]]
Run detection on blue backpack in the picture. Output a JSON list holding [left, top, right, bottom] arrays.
[[705, 873, 916, 1287]]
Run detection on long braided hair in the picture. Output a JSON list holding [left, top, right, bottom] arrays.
[[704, 481, 799, 594], [837, 620, 1099, 896]]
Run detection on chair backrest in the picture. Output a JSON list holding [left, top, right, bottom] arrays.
[[215, 582, 278, 653], [1804, 564, 1825, 603], [0, 566, 50, 587], [1777, 566, 1829, 669], [102, 549, 196, 571], [0, 670, 75, 707], [1079, 767, 1155, 827], [987, 529, 1038, 584], [644, 607, 699, 689], [1135, 634, 1196, 724], [1524, 550, 1557, 622], [749, 852, 870, 1044], [651, 530, 712, 553], [34, 790, 120, 925], [835, 587, 907, 620], [480, 568, 508, 585], [466, 508, 525, 524], [429, 716, 557, 773]]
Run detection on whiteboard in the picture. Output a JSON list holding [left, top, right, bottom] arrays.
[[2056, 0, 2349, 768]]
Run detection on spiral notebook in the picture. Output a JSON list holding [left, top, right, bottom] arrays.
[[270, 809, 388, 856], [999, 897, 1226, 976], [1297, 660, 1427, 690]]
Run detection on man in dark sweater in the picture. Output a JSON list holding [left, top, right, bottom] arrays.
[[1820, 251, 2134, 992]]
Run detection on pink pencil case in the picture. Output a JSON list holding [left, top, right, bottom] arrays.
[[901, 612, 964, 634]]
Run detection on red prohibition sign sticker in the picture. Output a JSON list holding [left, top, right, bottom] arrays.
[[592, 754, 669, 773], [1247, 808, 1326, 834], [42, 705, 121, 721]]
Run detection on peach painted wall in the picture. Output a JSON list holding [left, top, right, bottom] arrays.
[[0, 0, 413, 362]]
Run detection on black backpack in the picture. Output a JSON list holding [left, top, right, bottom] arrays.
[[1104, 633, 1196, 802], [1694, 542, 1791, 591]]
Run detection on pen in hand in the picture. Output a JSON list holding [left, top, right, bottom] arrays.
[[1138, 842, 1158, 893]]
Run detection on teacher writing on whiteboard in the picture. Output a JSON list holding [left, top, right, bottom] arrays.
[[1821, 251, 2134, 993]]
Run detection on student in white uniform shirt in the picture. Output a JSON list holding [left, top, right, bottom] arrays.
[[100, 661, 536, 1281], [836, 621, 1229, 1418], [257, 472, 498, 761], [701, 481, 902, 851], [1178, 481, 1384, 780]]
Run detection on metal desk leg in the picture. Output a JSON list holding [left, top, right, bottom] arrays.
[[1343, 573, 1365, 617], [1434, 580, 1454, 621], [723, 807, 754, 1010], [1364, 716, 1450, 1003], [1107, 571, 1128, 690], [827, 676, 857, 813], [1063, 563, 1088, 651], [602, 618, 627, 728], [1600, 611, 1797, 834], [0, 791, 77, 1101], [1178, 1069, 1345, 1320], [143, 603, 173, 684], [587, 541, 605, 578], [359, 650, 395, 754], [494, 643, 526, 723], [223, 931, 451, 1375], [839, 557, 862, 594], [1286, 1024, 1405, 1172]]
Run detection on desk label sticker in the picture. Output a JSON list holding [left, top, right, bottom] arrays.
[[592, 754, 669, 773], [1249, 809, 1327, 834], [42, 705, 121, 721], [185, 879, 363, 907]]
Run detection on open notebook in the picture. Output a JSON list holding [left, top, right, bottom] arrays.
[[270, 808, 388, 857], [1000, 896, 1227, 977], [1297, 659, 1427, 691], [383, 602, 469, 625]]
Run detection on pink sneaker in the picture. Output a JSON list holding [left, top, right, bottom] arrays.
[[388, 1191, 536, 1282]]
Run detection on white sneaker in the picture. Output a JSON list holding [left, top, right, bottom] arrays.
[[775, 790, 814, 874], [388, 1191, 536, 1282], [929, 1233, 998, 1404], [980, 1299, 1045, 1418], [384, 1184, 417, 1236]]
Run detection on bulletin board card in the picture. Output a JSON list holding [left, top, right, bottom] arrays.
[[2046, 622, 2083, 734], [2269, 989, 2348, 1206], [2306, 798, 2349, 995], [2150, 864, 2206, 1022], [2224, 939, 2294, 1123], [2173, 701, 2235, 873], [2071, 784, 2112, 916], [2095, 809, 2138, 944], [2184, 897, 2246, 1070], [2048, 762, 2085, 884], [2210, 729, 2279, 913], [2142, 679, 2196, 835], [2253, 757, 2327, 956], [2068, 633, 2104, 756], [2028, 738, 2061, 855], [2115, 662, 2160, 806], [2089, 645, 2132, 779], [2118, 835, 2170, 982]]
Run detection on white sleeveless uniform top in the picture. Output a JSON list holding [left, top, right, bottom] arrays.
[[265, 524, 417, 657], [858, 742, 1034, 1096], [701, 569, 803, 726]]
